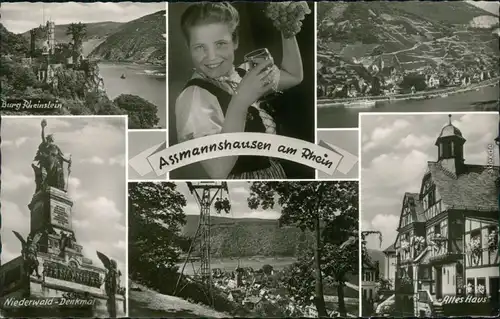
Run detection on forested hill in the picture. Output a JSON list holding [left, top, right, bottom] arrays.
[[181, 215, 315, 258], [1, 24, 29, 56], [89, 10, 166, 64], [21, 21, 124, 43]]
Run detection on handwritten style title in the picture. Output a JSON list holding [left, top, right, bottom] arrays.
[[159, 139, 334, 170], [1, 99, 63, 111], [441, 295, 489, 305], [2, 297, 96, 308], [147, 133, 348, 176]]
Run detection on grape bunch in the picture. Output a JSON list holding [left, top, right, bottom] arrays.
[[265, 2, 311, 39]]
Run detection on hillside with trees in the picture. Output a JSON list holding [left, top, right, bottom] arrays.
[[181, 215, 315, 258], [89, 10, 166, 64]]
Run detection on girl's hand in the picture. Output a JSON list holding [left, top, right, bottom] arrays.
[[234, 60, 276, 107]]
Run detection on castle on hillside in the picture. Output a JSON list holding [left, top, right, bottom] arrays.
[[27, 20, 105, 94]]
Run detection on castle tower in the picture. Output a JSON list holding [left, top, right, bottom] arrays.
[[29, 29, 37, 57], [47, 21, 55, 55], [435, 114, 466, 176]]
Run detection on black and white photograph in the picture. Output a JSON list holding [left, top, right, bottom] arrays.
[[128, 181, 359, 318], [168, 2, 315, 180], [317, 130, 359, 180], [0, 116, 127, 317], [360, 112, 500, 317], [128, 130, 167, 181], [0, 3, 166, 129], [317, 1, 499, 128]]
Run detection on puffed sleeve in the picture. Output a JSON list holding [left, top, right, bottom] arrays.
[[175, 86, 225, 143]]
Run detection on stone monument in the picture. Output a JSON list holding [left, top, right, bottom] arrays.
[[0, 119, 126, 317]]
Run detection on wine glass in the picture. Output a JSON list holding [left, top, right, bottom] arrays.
[[244, 48, 282, 96]]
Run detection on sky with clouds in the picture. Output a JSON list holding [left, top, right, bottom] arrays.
[[1, 2, 166, 34], [360, 112, 499, 251], [1, 116, 127, 280], [177, 182, 281, 221]]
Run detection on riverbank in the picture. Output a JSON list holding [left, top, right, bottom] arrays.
[[99, 62, 166, 128], [317, 84, 499, 128], [318, 78, 499, 108], [94, 59, 166, 67]]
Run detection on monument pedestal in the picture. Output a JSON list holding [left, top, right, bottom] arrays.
[[0, 253, 126, 317], [29, 187, 74, 238]]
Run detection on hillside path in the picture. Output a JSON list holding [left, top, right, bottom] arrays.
[[129, 282, 228, 318]]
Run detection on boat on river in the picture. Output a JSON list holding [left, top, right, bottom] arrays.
[[318, 99, 376, 109], [343, 99, 376, 108]]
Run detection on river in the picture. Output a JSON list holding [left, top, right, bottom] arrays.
[[98, 62, 166, 128], [318, 85, 499, 128]]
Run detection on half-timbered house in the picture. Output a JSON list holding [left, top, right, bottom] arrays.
[[389, 115, 499, 316]]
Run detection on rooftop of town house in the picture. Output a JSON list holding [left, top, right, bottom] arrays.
[[402, 192, 426, 222], [425, 161, 499, 212], [383, 243, 396, 254]]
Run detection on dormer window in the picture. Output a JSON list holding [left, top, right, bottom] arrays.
[[428, 188, 435, 206], [434, 224, 441, 236]]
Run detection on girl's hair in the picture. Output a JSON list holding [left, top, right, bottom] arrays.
[[180, 2, 240, 44]]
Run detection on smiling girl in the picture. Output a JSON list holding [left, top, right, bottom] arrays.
[[175, 2, 305, 179]]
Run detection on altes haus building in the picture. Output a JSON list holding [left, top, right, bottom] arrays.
[[383, 115, 499, 317]]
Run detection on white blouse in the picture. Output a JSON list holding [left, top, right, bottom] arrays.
[[175, 68, 276, 143]]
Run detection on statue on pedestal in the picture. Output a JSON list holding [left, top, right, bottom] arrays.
[[33, 119, 72, 192], [13, 230, 44, 279], [97, 251, 122, 318]]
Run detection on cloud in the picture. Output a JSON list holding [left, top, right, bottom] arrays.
[[1, 168, 31, 191], [233, 209, 280, 220], [362, 214, 399, 250], [2, 117, 71, 131], [366, 150, 431, 189], [372, 119, 410, 142], [370, 214, 399, 246], [79, 154, 125, 167], [1, 140, 14, 147], [79, 240, 125, 280], [67, 177, 87, 201], [72, 197, 126, 280], [397, 134, 434, 149], [108, 154, 125, 167], [1, 201, 31, 261], [80, 156, 106, 165], [2, 137, 30, 148], [54, 120, 125, 156], [82, 197, 123, 221], [362, 119, 411, 152], [184, 202, 200, 215], [113, 240, 126, 251], [230, 186, 248, 195]]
